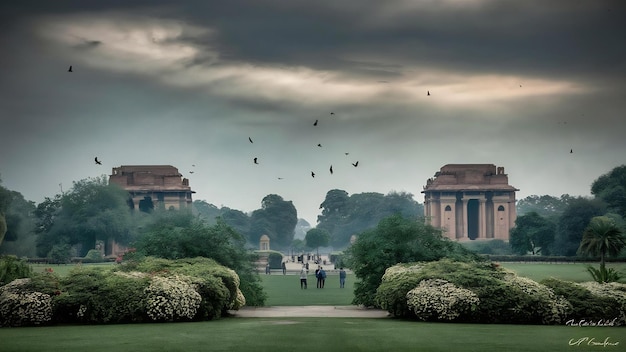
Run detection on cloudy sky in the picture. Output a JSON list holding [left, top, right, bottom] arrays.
[[1, 1, 625, 225]]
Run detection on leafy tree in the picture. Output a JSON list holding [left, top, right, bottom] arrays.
[[345, 214, 479, 307], [134, 211, 266, 306], [577, 216, 626, 283], [317, 190, 424, 249], [304, 228, 330, 256], [35, 176, 133, 257], [591, 165, 626, 217], [248, 194, 297, 249], [193, 200, 222, 222], [0, 255, 32, 285], [516, 194, 573, 218], [509, 212, 556, 255], [553, 197, 606, 256]]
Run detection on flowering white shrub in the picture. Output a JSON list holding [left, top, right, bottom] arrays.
[[503, 274, 572, 324], [406, 279, 479, 321], [381, 264, 424, 283], [578, 281, 626, 323], [0, 278, 52, 327], [144, 275, 202, 322]]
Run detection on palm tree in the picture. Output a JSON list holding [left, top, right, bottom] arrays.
[[577, 216, 626, 282]]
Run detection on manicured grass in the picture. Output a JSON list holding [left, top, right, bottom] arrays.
[[261, 273, 355, 306], [1, 317, 623, 352], [500, 263, 626, 283]]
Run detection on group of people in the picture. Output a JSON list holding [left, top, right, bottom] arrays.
[[299, 266, 347, 289]]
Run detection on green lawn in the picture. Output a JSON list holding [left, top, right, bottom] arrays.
[[261, 273, 355, 306], [500, 263, 626, 283], [1, 317, 623, 352]]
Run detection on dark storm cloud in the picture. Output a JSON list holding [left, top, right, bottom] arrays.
[[3, 0, 624, 84]]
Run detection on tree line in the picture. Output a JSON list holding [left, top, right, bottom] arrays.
[[510, 165, 626, 258]]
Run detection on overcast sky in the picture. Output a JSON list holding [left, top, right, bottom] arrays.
[[1, 0, 625, 225]]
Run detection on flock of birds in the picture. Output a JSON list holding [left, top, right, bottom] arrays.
[[248, 112, 360, 180], [77, 63, 574, 172]]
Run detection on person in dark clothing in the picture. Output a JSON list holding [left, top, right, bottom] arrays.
[[318, 267, 327, 288]]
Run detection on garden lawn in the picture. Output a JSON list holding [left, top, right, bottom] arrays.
[[1, 317, 623, 352], [500, 263, 626, 283], [261, 273, 355, 306]]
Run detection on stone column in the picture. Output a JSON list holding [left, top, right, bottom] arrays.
[[479, 199, 486, 239], [462, 198, 469, 239]]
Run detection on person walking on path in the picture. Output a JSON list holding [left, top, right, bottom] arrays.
[[299, 266, 308, 289], [265, 263, 270, 275], [319, 267, 327, 288], [282, 262, 286, 275], [339, 267, 346, 288]]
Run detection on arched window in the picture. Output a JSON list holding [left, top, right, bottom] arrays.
[[497, 205, 505, 211], [444, 205, 452, 211]]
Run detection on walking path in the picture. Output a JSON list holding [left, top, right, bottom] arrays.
[[229, 306, 390, 318]]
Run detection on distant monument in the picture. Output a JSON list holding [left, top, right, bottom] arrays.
[[422, 164, 518, 241], [109, 165, 195, 211], [259, 235, 270, 251]]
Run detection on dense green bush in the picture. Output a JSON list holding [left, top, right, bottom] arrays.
[[0, 255, 32, 285], [541, 278, 624, 323], [117, 257, 239, 318], [376, 259, 575, 325], [83, 249, 104, 262], [0, 257, 248, 326], [346, 215, 480, 307]]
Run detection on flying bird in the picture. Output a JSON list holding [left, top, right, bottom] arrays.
[[330, 165, 333, 174], [352, 161, 359, 167], [189, 171, 194, 174], [570, 149, 573, 154], [94, 157, 102, 165], [277, 177, 284, 180], [254, 157, 259, 164], [330, 112, 335, 115], [314, 120, 318, 126], [192, 164, 196, 167], [317, 143, 322, 147], [68, 66, 73, 72], [345, 152, 349, 155], [249, 137, 253, 143], [311, 171, 315, 178], [427, 91, 430, 96]]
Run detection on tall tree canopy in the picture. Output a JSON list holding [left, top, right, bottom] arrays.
[[249, 194, 297, 249], [509, 211, 556, 255], [304, 228, 330, 255], [553, 197, 606, 256], [591, 165, 626, 218], [516, 194, 573, 218], [346, 214, 478, 307], [317, 190, 423, 249], [35, 176, 133, 257]]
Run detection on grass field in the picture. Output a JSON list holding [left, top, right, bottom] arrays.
[[1, 316, 623, 352], [261, 273, 356, 306], [500, 263, 626, 283]]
